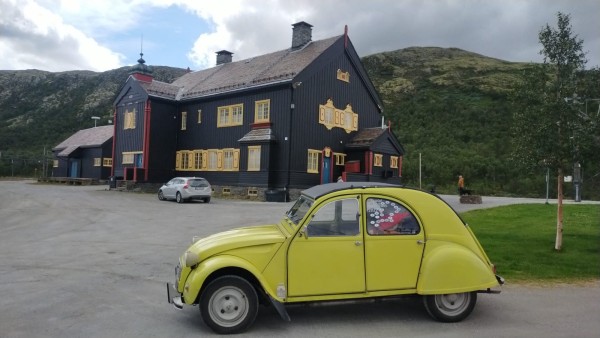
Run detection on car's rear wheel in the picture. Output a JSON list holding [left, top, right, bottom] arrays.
[[176, 192, 184, 203], [200, 276, 259, 334], [423, 292, 477, 322], [158, 190, 165, 201], [204, 197, 211, 203]]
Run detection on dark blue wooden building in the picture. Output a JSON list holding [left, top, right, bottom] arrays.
[[112, 22, 404, 200], [52, 125, 113, 180]]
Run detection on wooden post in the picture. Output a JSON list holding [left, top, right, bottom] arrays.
[[555, 168, 564, 251]]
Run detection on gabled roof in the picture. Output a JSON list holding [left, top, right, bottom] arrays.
[[345, 127, 405, 155], [137, 36, 342, 101], [53, 125, 113, 157]]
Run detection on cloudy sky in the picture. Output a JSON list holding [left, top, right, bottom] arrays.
[[1, 0, 598, 72]]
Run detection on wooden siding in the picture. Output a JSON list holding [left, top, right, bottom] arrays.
[[147, 99, 178, 182], [113, 82, 148, 177]]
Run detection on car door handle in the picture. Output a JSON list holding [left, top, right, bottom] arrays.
[[355, 241, 362, 246], [417, 240, 425, 245]]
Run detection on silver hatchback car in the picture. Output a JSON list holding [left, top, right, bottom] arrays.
[[158, 177, 212, 203]]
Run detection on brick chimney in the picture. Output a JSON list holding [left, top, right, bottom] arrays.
[[216, 50, 233, 65], [291, 21, 312, 50]]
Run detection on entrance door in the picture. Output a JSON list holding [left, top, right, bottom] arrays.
[[135, 153, 143, 167], [288, 197, 364, 296], [70, 160, 80, 178], [322, 156, 331, 183]]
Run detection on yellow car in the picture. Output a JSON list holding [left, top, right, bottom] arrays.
[[167, 182, 504, 334]]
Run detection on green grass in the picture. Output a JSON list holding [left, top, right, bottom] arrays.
[[462, 204, 600, 282]]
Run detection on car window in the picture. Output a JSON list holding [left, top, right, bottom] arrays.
[[189, 179, 208, 187], [366, 197, 420, 235], [287, 196, 312, 225], [306, 198, 359, 237]]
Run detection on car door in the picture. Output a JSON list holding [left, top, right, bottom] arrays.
[[363, 195, 425, 291], [163, 179, 177, 199], [287, 196, 365, 297]]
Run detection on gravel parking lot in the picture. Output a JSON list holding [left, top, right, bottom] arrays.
[[1, 180, 598, 338]]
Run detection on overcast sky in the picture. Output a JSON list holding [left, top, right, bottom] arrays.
[[1, 0, 598, 72]]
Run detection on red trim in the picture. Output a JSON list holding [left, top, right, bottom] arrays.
[[398, 156, 403, 177], [143, 100, 151, 181], [110, 108, 117, 177], [132, 73, 153, 83], [250, 121, 272, 129]]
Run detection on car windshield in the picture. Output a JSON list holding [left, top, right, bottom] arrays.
[[286, 195, 313, 226], [189, 179, 208, 187]]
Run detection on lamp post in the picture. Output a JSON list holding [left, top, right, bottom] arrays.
[[91, 116, 100, 127]]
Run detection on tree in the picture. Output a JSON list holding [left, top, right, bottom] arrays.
[[511, 12, 587, 251]]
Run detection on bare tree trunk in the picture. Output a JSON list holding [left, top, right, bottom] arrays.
[[555, 168, 564, 251]]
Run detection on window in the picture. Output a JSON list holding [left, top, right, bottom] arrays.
[[318, 99, 358, 133], [197, 109, 202, 124], [193, 151, 203, 170], [103, 158, 113, 167], [208, 150, 218, 170], [248, 188, 258, 197], [306, 198, 360, 237], [255, 100, 270, 122], [122, 152, 134, 164], [223, 149, 236, 170], [390, 156, 399, 169], [222, 187, 231, 195], [307, 149, 320, 173], [217, 104, 244, 127], [181, 111, 187, 130], [334, 153, 346, 166], [248, 146, 261, 171], [53, 160, 58, 168], [124, 108, 136, 129], [374, 153, 383, 167], [94, 158, 101, 167], [181, 151, 190, 169], [366, 198, 420, 235]]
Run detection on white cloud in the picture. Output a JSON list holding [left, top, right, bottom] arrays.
[[0, 0, 124, 71]]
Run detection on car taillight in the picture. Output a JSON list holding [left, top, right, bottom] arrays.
[[183, 184, 189, 189], [492, 264, 497, 274]]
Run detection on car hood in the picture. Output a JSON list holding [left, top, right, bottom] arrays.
[[187, 224, 286, 261]]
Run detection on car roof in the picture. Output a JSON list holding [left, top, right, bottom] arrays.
[[301, 182, 401, 200]]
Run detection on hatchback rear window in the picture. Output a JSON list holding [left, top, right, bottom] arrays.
[[189, 179, 209, 187]]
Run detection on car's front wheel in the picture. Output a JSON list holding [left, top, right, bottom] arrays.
[[158, 190, 165, 201], [200, 276, 259, 334], [423, 292, 477, 322]]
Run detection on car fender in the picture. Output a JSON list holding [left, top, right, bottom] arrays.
[[417, 242, 499, 295], [182, 255, 274, 305]]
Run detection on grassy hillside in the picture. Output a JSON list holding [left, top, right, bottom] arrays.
[[1, 47, 597, 199]]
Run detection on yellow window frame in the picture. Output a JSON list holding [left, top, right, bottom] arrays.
[[248, 146, 261, 171], [217, 104, 244, 127], [307, 149, 320, 173], [255, 99, 270, 122]]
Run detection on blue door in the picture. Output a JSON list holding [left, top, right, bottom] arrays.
[[135, 153, 143, 167], [70, 160, 79, 178], [322, 157, 331, 183]]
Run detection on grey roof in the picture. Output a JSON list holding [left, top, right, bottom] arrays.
[[53, 125, 113, 157], [345, 127, 388, 148], [238, 128, 276, 143], [140, 36, 342, 101], [301, 182, 401, 200]]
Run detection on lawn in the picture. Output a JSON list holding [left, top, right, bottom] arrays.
[[461, 204, 600, 282]]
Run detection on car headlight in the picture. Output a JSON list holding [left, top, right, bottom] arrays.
[[184, 251, 200, 267]]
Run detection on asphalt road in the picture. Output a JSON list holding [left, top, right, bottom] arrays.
[[0, 180, 598, 338]]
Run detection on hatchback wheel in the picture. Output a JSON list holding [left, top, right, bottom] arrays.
[[158, 190, 165, 201], [176, 192, 184, 203], [423, 292, 477, 322]]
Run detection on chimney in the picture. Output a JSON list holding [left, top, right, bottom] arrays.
[[216, 50, 233, 65], [291, 21, 313, 50]]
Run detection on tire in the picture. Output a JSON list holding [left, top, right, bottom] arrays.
[[204, 197, 211, 203], [158, 190, 165, 201], [199, 276, 259, 334], [176, 192, 184, 204], [423, 292, 477, 322]]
